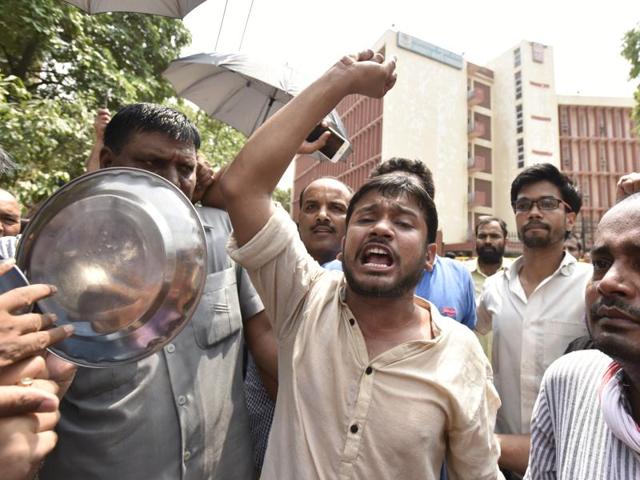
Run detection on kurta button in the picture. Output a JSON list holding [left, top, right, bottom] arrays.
[[177, 395, 187, 406], [349, 319, 355, 326], [165, 344, 175, 353], [183, 450, 191, 461], [365, 366, 373, 375], [350, 424, 358, 434]]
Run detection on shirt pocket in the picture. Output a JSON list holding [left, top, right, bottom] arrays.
[[68, 363, 138, 399], [192, 266, 242, 349], [543, 318, 587, 365]]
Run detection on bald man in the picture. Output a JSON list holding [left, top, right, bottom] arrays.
[[0, 189, 21, 238], [297, 177, 352, 266]]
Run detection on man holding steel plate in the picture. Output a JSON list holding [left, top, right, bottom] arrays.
[[40, 104, 273, 480]]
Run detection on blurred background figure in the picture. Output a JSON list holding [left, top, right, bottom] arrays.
[[0, 189, 22, 238], [465, 215, 511, 360], [86, 108, 112, 173], [563, 232, 583, 260]]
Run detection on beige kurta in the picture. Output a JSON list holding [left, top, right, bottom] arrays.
[[228, 206, 503, 480]]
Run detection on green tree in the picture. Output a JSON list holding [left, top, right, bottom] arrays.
[[0, 0, 190, 105], [272, 187, 292, 213], [0, 0, 246, 209], [622, 23, 640, 132]]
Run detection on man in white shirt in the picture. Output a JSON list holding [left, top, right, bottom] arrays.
[[476, 163, 592, 477]]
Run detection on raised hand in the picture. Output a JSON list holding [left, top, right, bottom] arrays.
[[616, 172, 640, 202], [334, 49, 397, 98]]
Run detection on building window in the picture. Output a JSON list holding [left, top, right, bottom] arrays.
[[598, 143, 607, 171], [474, 178, 492, 207], [474, 144, 493, 173], [580, 143, 589, 172], [561, 141, 572, 169], [578, 110, 587, 137], [617, 144, 625, 172], [614, 110, 622, 138], [597, 110, 606, 137], [474, 112, 492, 141], [516, 104, 523, 134], [475, 81, 491, 109], [514, 48, 521, 68], [600, 176, 610, 205], [560, 107, 570, 135], [517, 138, 524, 168], [515, 71, 522, 100], [582, 179, 591, 206]]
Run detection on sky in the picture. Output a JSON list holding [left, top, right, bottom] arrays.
[[184, 0, 640, 96], [182, 0, 640, 187]]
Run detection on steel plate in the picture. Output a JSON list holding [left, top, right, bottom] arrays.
[[16, 168, 207, 367]]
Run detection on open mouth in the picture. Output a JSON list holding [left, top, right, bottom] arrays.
[[360, 244, 394, 269]]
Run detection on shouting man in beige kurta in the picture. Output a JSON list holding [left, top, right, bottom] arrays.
[[222, 50, 503, 480]]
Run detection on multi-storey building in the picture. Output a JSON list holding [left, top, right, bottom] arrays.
[[292, 30, 640, 253]]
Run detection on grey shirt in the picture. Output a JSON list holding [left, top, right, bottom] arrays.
[[41, 207, 263, 480]]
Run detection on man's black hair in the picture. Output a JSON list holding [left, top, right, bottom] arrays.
[[510, 163, 582, 214], [104, 103, 201, 154], [298, 176, 353, 208], [475, 216, 508, 238], [370, 157, 436, 200], [346, 173, 438, 244]]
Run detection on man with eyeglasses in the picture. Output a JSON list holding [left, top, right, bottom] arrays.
[[476, 163, 592, 479]]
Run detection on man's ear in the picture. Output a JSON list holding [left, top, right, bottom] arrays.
[[424, 243, 437, 272], [565, 211, 577, 231], [99, 146, 115, 169]]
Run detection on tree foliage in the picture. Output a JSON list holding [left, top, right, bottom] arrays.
[[622, 23, 640, 132], [0, 0, 246, 209], [272, 187, 292, 213]]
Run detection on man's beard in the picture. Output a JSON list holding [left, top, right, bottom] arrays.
[[477, 245, 505, 264], [518, 221, 560, 248], [343, 256, 425, 298]]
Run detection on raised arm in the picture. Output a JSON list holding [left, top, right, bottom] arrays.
[[221, 50, 397, 246]]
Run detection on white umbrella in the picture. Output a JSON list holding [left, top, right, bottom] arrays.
[[163, 51, 350, 148], [63, 0, 206, 18], [163, 52, 304, 137]]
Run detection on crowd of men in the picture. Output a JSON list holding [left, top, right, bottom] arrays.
[[1, 49, 640, 479]]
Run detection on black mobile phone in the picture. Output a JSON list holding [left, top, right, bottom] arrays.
[[305, 124, 351, 163]]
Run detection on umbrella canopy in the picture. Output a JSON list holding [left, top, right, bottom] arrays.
[[63, 0, 206, 18], [164, 52, 303, 137]]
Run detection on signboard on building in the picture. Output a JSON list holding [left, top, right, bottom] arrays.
[[397, 32, 464, 70], [531, 42, 545, 63]]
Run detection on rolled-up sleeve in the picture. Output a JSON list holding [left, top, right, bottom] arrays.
[[227, 206, 325, 340], [236, 264, 264, 320]]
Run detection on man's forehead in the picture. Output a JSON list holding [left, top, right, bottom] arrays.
[[353, 191, 421, 214], [517, 180, 561, 198], [597, 200, 640, 238], [303, 179, 351, 202], [478, 222, 502, 233], [124, 131, 196, 153]]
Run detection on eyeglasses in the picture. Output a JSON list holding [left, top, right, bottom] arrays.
[[512, 196, 573, 213]]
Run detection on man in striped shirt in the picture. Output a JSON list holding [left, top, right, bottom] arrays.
[[525, 190, 640, 479]]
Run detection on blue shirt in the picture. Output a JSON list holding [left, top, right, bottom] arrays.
[[415, 256, 476, 329], [323, 255, 476, 329]]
